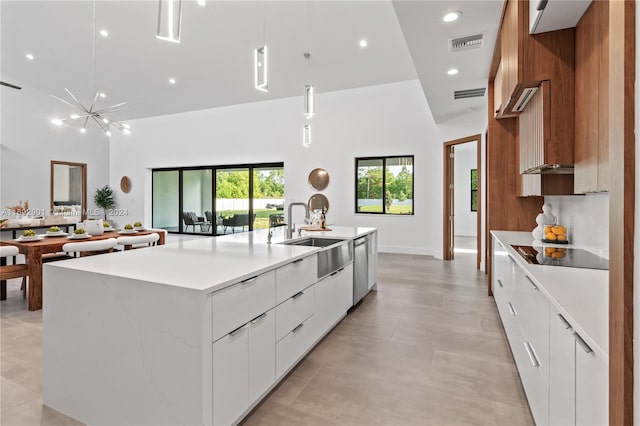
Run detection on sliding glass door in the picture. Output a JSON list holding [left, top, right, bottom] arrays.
[[152, 163, 284, 236]]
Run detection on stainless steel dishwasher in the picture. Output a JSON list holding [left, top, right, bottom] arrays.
[[353, 236, 369, 305]]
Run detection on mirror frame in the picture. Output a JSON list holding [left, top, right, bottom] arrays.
[[50, 160, 87, 220], [308, 193, 330, 213]]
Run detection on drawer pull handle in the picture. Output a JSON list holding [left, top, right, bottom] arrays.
[[525, 276, 538, 290], [557, 313, 572, 330], [330, 271, 339, 277], [292, 258, 304, 264], [507, 302, 518, 316], [250, 313, 267, 324], [242, 276, 259, 284], [229, 323, 248, 337], [524, 341, 540, 368], [507, 254, 514, 263], [292, 323, 304, 333], [497, 279, 504, 288], [573, 332, 593, 354], [292, 291, 304, 299]]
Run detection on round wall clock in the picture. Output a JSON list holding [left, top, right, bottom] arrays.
[[120, 176, 131, 193]]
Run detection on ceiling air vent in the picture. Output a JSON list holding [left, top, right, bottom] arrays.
[[454, 88, 486, 100], [449, 34, 485, 52]]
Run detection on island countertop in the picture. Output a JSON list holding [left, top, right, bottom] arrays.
[[43, 225, 376, 294]]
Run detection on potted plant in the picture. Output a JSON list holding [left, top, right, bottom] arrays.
[[94, 185, 115, 221]]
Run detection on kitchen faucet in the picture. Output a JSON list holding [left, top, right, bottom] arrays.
[[287, 202, 309, 239]]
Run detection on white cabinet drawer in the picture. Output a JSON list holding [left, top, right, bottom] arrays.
[[212, 325, 249, 426], [212, 270, 276, 342], [276, 315, 315, 379], [248, 309, 275, 404], [575, 332, 608, 426], [275, 286, 314, 342], [519, 339, 550, 426], [275, 255, 317, 304]]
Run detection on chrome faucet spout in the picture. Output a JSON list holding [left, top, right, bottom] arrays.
[[287, 202, 309, 239]]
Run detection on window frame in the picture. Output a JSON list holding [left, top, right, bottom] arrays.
[[470, 168, 478, 212], [354, 155, 414, 215]]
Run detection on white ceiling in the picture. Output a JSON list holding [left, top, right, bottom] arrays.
[[1, 1, 500, 123], [393, 0, 503, 123]]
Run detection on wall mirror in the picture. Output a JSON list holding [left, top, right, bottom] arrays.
[[308, 168, 330, 191], [50, 161, 87, 220], [308, 193, 329, 213]]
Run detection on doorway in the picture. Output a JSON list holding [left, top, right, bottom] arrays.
[[442, 134, 481, 269]]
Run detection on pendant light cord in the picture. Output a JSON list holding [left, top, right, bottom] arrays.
[[92, 0, 96, 97]]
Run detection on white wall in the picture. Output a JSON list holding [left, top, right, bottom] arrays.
[[0, 83, 110, 217], [544, 193, 609, 258], [453, 141, 477, 237], [110, 80, 486, 256]]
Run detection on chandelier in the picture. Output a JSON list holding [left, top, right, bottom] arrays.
[[50, 1, 130, 136]]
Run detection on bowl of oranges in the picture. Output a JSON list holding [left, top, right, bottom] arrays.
[[542, 225, 568, 244]]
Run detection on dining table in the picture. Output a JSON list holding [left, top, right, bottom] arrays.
[[0, 229, 166, 311]]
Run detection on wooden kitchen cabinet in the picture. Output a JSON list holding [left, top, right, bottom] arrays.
[[496, 0, 523, 118], [574, 0, 609, 193]]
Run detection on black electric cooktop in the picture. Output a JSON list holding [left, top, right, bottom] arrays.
[[511, 245, 609, 271]]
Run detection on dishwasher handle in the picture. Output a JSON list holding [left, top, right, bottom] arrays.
[[354, 237, 368, 247]]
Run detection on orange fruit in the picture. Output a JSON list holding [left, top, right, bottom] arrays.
[[545, 232, 557, 241], [557, 235, 567, 241], [552, 226, 566, 235], [544, 226, 553, 234], [551, 251, 565, 259]]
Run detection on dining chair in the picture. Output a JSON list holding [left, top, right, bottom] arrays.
[[62, 238, 118, 258], [0, 246, 29, 299], [116, 233, 160, 250]]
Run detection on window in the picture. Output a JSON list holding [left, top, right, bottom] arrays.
[[152, 163, 284, 235], [355, 156, 414, 215], [470, 169, 478, 212]]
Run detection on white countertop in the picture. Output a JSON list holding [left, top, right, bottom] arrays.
[[44, 226, 376, 294], [491, 230, 608, 363]]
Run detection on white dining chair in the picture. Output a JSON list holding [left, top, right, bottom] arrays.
[[116, 233, 160, 250], [62, 238, 118, 258], [0, 246, 29, 299]]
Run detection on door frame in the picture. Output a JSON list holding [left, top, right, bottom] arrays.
[[442, 134, 482, 268]]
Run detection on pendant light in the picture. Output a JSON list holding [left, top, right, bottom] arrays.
[[303, 53, 315, 118], [254, 46, 268, 92], [303, 123, 312, 148], [157, 0, 182, 43]]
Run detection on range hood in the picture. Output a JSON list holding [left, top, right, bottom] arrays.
[[519, 81, 574, 175]]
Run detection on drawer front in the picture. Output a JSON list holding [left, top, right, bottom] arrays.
[[519, 339, 550, 426], [248, 309, 276, 404], [276, 315, 315, 379], [212, 325, 249, 426], [276, 286, 314, 342], [517, 273, 550, 385], [212, 270, 276, 342], [275, 255, 317, 304]]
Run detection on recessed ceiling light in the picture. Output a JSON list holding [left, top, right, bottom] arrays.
[[99, 92, 107, 98], [359, 39, 368, 48], [99, 29, 109, 37], [447, 68, 459, 75], [25, 53, 35, 61], [443, 11, 461, 23], [197, 0, 206, 5], [169, 78, 176, 85]]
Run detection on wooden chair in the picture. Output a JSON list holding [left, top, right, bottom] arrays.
[[62, 238, 117, 258], [0, 246, 29, 299], [116, 233, 160, 250]]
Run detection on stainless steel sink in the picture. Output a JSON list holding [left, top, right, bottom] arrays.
[[280, 237, 352, 278], [281, 237, 343, 248]]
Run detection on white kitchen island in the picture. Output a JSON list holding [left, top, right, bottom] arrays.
[[43, 226, 377, 425]]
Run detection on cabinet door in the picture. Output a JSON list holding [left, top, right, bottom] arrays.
[[248, 309, 275, 404], [367, 232, 377, 290], [549, 310, 576, 426], [575, 332, 608, 426], [212, 325, 249, 426]]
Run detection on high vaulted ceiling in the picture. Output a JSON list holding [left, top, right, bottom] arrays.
[[1, 1, 501, 123]]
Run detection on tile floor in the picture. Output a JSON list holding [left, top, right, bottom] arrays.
[[1, 246, 533, 425]]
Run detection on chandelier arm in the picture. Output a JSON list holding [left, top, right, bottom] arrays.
[[82, 116, 90, 129], [88, 92, 101, 113], [64, 88, 85, 109], [92, 102, 127, 114], [51, 94, 81, 110], [91, 115, 108, 132]]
